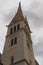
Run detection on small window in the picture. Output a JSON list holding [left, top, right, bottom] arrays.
[[14, 37, 17, 44], [27, 40, 30, 48], [11, 39, 13, 46], [14, 26, 16, 32], [17, 24, 20, 30], [11, 56, 14, 64], [10, 28, 12, 34], [30, 60, 31, 64]]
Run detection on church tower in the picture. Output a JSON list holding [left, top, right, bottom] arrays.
[[2, 2, 36, 65]]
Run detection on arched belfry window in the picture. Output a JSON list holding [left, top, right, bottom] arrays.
[[17, 24, 20, 30], [14, 26, 16, 32], [10, 28, 13, 34], [11, 37, 17, 46], [14, 37, 17, 44], [11, 39, 13, 46]]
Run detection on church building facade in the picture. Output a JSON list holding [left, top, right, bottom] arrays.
[[0, 2, 39, 65]]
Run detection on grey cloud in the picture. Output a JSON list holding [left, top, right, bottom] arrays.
[[4, 9, 43, 28], [24, 10, 43, 29], [33, 36, 43, 56], [24, 0, 43, 28], [3, 8, 16, 22], [3, 0, 43, 28]]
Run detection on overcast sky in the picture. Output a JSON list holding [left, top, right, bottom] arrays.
[[0, 0, 43, 65]]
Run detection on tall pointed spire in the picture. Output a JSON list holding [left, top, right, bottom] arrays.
[[9, 2, 24, 26], [15, 2, 24, 18]]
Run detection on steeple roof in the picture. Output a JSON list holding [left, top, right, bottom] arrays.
[[9, 2, 24, 26], [7, 2, 32, 33]]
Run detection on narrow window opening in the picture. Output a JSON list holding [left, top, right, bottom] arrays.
[[14, 37, 17, 44], [11, 56, 14, 64], [14, 26, 16, 32], [17, 24, 20, 30], [30, 60, 31, 65], [27, 40, 30, 48], [10, 28, 12, 34], [11, 39, 13, 46]]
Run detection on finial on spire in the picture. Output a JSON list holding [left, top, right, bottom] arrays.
[[19, 2, 21, 8], [19, 2, 21, 6]]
